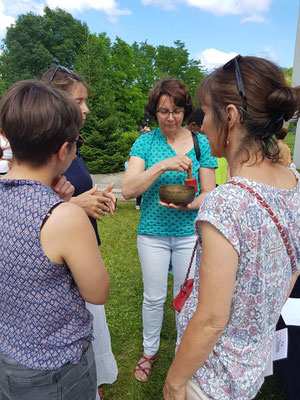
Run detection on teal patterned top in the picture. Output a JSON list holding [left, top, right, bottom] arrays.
[[130, 128, 217, 236]]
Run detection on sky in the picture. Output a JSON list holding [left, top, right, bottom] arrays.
[[0, 0, 298, 69]]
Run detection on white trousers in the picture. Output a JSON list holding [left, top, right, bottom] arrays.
[[85, 303, 118, 397], [186, 380, 210, 400], [137, 234, 196, 355]]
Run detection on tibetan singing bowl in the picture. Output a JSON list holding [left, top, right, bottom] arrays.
[[159, 185, 195, 206]]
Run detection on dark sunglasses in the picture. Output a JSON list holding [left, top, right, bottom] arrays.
[[68, 135, 85, 151], [48, 65, 71, 84], [223, 55, 247, 111]]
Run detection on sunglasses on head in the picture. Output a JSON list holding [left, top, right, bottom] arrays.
[[68, 135, 85, 151], [48, 65, 71, 84], [223, 55, 247, 111]]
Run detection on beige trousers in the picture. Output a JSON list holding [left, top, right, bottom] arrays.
[[186, 380, 210, 400]]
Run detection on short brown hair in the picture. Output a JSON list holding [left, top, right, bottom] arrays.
[[41, 67, 91, 96], [145, 77, 194, 122], [275, 127, 288, 140], [197, 56, 300, 162], [0, 80, 83, 165]]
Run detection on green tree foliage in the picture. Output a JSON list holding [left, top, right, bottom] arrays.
[[282, 67, 293, 86], [110, 37, 145, 131], [74, 33, 125, 173], [154, 40, 205, 98], [0, 8, 207, 172], [132, 40, 156, 96], [0, 7, 88, 87]]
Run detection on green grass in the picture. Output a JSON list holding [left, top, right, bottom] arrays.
[[98, 201, 285, 399], [286, 128, 296, 155]]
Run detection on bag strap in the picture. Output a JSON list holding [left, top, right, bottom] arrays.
[[182, 240, 198, 287], [191, 131, 200, 161], [228, 180, 296, 274]]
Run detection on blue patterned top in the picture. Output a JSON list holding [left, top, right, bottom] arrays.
[[130, 128, 217, 236], [0, 179, 93, 370], [177, 168, 300, 399]]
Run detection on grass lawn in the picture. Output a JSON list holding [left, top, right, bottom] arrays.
[[285, 128, 296, 155], [98, 201, 285, 399]]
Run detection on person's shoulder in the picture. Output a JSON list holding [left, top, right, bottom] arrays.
[[131, 129, 158, 154], [197, 132, 210, 146], [137, 128, 157, 141], [201, 182, 246, 213], [45, 201, 88, 232]]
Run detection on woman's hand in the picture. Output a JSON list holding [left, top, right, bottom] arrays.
[[159, 155, 192, 173], [159, 195, 201, 211], [51, 175, 75, 202], [159, 167, 216, 211], [70, 184, 114, 220], [163, 377, 186, 400], [102, 182, 116, 215]]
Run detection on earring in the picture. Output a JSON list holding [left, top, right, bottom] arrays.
[[226, 140, 229, 146]]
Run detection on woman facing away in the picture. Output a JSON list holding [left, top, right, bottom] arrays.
[[122, 77, 217, 382], [0, 80, 110, 399], [163, 56, 300, 400], [41, 66, 118, 398]]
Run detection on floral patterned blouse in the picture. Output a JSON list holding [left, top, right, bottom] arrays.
[[177, 168, 300, 399]]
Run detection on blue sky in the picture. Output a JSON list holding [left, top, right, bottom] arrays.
[[0, 0, 299, 69]]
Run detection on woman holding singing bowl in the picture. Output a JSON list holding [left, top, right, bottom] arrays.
[[163, 56, 300, 400], [122, 77, 217, 382]]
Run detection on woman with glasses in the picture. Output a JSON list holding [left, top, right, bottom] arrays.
[[122, 77, 217, 382], [41, 67, 118, 399], [0, 80, 110, 399], [163, 56, 300, 400]]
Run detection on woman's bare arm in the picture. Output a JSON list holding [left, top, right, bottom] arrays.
[[164, 222, 238, 399], [40, 202, 110, 305], [122, 155, 192, 199]]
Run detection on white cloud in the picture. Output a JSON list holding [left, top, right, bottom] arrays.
[[255, 46, 277, 63], [185, 0, 271, 16], [0, 13, 15, 36], [46, 0, 131, 22], [0, 1, 17, 35], [142, 0, 271, 23], [241, 14, 265, 23], [197, 48, 238, 71], [0, 0, 131, 32], [141, 0, 175, 10], [3, 1, 44, 16]]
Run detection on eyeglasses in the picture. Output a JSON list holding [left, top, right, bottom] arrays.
[[68, 135, 85, 151], [223, 55, 247, 111], [48, 65, 71, 84], [157, 108, 185, 117]]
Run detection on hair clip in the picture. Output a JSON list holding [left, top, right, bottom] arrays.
[[276, 114, 284, 123]]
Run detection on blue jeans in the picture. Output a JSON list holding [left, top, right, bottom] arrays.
[[0, 341, 96, 400], [137, 234, 196, 355]]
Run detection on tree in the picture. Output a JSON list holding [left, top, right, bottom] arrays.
[[0, 7, 207, 172], [110, 37, 145, 131], [0, 7, 88, 87], [132, 40, 156, 96], [74, 34, 137, 173], [282, 67, 293, 86], [155, 40, 205, 99]]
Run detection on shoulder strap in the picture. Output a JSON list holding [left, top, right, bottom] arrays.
[[182, 240, 198, 286], [227, 180, 296, 274], [191, 131, 200, 161], [41, 202, 63, 229]]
